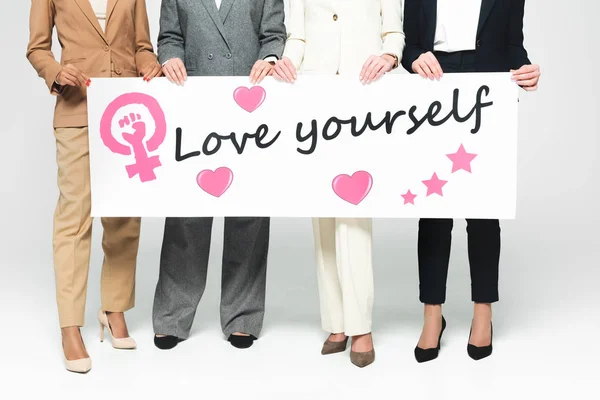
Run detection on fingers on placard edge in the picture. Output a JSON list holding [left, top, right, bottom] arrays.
[[367, 62, 381, 80], [414, 63, 426, 78], [285, 59, 297, 77], [283, 65, 294, 82], [373, 63, 386, 80], [258, 67, 269, 82], [421, 61, 435, 79], [176, 65, 185, 82], [166, 66, 177, 83]]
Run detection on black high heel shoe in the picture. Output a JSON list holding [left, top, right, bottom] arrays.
[[467, 322, 493, 360], [414, 316, 446, 363], [228, 334, 257, 349], [154, 335, 183, 350]]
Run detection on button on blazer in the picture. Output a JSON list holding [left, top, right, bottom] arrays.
[[27, 0, 158, 128], [157, 0, 286, 77], [401, 0, 531, 73], [283, 0, 405, 75]]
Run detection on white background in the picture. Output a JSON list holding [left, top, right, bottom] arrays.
[[88, 74, 518, 218], [0, 1, 599, 399]]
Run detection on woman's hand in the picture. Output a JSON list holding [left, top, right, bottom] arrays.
[[250, 60, 274, 84], [56, 64, 90, 87], [510, 64, 541, 91], [272, 57, 297, 83], [412, 52, 443, 80], [162, 58, 187, 85], [140, 62, 162, 82], [360, 54, 396, 84]]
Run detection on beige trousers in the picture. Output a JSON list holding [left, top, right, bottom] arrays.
[[313, 218, 373, 336], [53, 127, 141, 328]]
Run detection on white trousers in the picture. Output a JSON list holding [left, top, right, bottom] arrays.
[[313, 217, 374, 336]]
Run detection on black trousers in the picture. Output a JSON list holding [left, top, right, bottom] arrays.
[[418, 51, 500, 305]]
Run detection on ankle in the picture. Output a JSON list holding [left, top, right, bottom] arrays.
[[105, 311, 125, 320], [104, 312, 130, 338], [352, 333, 372, 340], [351, 333, 374, 352], [473, 303, 492, 321], [62, 326, 82, 338], [328, 333, 347, 341], [424, 304, 442, 319]]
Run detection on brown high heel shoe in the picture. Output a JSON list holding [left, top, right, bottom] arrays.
[[350, 349, 375, 368], [350, 334, 375, 368], [321, 335, 348, 355]]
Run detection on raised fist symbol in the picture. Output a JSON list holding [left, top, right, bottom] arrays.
[[120, 113, 147, 144], [118, 112, 161, 182]]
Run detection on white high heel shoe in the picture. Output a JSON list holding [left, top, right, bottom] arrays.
[[62, 329, 92, 374], [98, 310, 137, 350], [64, 356, 92, 374]]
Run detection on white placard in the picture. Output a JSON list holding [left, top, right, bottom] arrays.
[[87, 73, 518, 218]]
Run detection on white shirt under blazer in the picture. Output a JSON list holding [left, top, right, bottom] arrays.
[[434, 0, 482, 52], [283, 0, 405, 75], [89, 0, 108, 31]]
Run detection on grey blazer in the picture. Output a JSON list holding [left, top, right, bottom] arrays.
[[158, 0, 286, 76]]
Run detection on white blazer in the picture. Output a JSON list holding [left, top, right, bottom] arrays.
[[283, 0, 405, 75]]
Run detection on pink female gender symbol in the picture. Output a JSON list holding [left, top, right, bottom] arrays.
[[99, 92, 167, 182]]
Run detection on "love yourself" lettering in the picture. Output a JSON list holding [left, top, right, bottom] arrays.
[[175, 85, 493, 161]]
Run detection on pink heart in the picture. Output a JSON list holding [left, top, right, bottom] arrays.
[[233, 86, 266, 113], [196, 167, 234, 197], [332, 171, 373, 205]]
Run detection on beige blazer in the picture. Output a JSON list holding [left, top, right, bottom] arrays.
[[283, 0, 405, 75], [26, 0, 158, 128]]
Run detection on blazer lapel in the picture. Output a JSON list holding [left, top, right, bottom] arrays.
[[477, 0, 496, 37], [106, 0, 120, 26], [423, 0, 437, 49], [219, 0, 236, 24], [423, 0, 437, 25], [74, 0, 107, 43], [201, 0, 230, 47]]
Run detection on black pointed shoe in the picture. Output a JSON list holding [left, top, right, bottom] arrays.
[[467, 322, 493, 360], [228, 334, 257, 349], [415, 316, 447, 363], [154, 335, 182, 350]]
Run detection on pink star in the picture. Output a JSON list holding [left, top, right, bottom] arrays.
[[401, 190, 417, 205], [446, 144, 478, 173], [422, 173, 448, 197]]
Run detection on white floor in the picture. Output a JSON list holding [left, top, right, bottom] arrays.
[[2, 217, 599, 399]]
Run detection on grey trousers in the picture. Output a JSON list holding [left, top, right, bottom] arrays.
[[152, 217, 270, 339]]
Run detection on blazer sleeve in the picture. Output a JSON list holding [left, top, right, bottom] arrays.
[[380, 0, 406, 61], [258, 0, 287, 60], [134, 0, 159, 71], [26, 0, 63, 95], [282, 0, 305, 70], [401, 0, 426, 73], [507, 0, 531, 69], [157, 0, 185, 65]]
